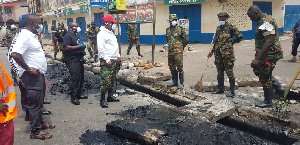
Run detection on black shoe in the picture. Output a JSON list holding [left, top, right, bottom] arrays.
[[107, 96, 120, 102], [13, 78, 18, 86], [43, 100, 51, 104], [212, 76, 224, 94], [100, 100, 108, 108], [272, 76, 285, 98], [226, 78, 235, 97], [127, 51, 130, 55], [42, 110, 52, 115], [138, 53, 143, 57], [77, 95, 88, 99], [167, 71, 178, 87], [71, 97, 80, 105], [177, 72, 184, 89], [255, 87, 274, 108]]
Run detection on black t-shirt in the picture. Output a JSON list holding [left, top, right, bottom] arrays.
[[55, 28, 67, 42], [63, 31, 86, 57]]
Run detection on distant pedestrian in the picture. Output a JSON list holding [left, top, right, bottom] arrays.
[[51, 25, 59, 59], [10, 14, 54, 140], [127, 23, 143, 57], [97, 15, 121, 108], [288, 19, 300, 62], [63, 22, 88, 105], [207, 12, 243, 97], [55, 23, 67, 58], [86, 22, 100, 62], [247, 5, 285, 108], [0, 60, 17, 145], [166, 14, 189, 89]]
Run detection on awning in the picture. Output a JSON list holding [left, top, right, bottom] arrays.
[[0, 4, 15, 7]]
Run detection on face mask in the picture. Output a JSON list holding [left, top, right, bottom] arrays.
[[171, 20, 177, 26], [11, 24, 16, 29], [219, 21, 226, 26], [77, 27, 81, 33], [111, 23, 116, 31], [37, 24, 43, 34]]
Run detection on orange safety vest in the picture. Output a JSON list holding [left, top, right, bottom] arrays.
[[0, 61, 17, 123]]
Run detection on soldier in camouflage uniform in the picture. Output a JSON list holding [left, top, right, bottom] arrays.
[[55, 23, 67, 59], [51, 25, 59, 59], [207, 12, 243, 97], [4, 19, 18, 86], [166, 14, 189, 89], [247, 5, 285, 108], [85, 22, 100, 62], [127, 23, 143, 57]]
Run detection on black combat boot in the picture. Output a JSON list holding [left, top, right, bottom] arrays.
[[54, 52, 57, 60], [78, 89, 88, 99], [167, 71, 178, 87], [127, 49, 130, 55], [212, 76, 224, 94], [100, 93, 108, 108], [272, 76, 285, 99], [94, 54, 98, 63], [88, 50, 94, 59], [255, 87, 274, 108], [226, 78, 235, 97], [107, 89, 120, 102], [138, 52, 143, 57], [71, 95, 80, 105], [178, 72, 184, 89]]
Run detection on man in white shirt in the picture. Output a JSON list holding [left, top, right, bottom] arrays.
[[9, 14, 54, 140], [97, 15, 121, 108]]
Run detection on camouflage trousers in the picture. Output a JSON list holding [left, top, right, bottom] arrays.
[[168, 53, 183, 72], [87, 40, 98, 56], [253, 60, 276, 88], [214, 51, 235, 78], [128, 39, 140, 53], [52, 39, 58, 52], [100, 58, 120, 94]]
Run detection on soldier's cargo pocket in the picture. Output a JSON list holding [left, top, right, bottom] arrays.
[[26, 87, 42, 104]]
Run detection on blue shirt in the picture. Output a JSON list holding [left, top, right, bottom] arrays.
[[295, 20, 300, 34]]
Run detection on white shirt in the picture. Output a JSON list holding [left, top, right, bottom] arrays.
[[9, 29, 47, 77], [97, 26, 120, 63]]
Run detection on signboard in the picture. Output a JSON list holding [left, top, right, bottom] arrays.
[[80, 5, 92, 14], [54, 11, 62, 18], [90, 0, 107, 5], [108, 0, 126, 14], [63, 8, 74, 16], [164, 0, 205, 5], [118, 2, 153, 23]]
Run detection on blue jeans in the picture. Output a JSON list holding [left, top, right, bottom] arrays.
[[292, 34, 300, 56]]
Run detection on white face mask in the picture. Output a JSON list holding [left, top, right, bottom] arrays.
[[77, 27, 81, 33], [111, 23, 117, 31], [11, 24, 16, 29], [219, 21, 226, 26], [171, 20, 177, 26], [37, 24, 43, 34]]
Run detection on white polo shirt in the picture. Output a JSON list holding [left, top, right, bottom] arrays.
[[9, 29, 47, 77]]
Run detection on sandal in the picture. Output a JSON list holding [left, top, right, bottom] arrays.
[[41, 123, 56, 129], [30, 131, 52, 140]]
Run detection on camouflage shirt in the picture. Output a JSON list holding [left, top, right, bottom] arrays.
[[127, 24, 139, 40], [85, 27, 100, 41], [166, 25, 189, 54], [255, 13, 283, 62], [3, 28, 17, 45], [212, 22, 243, 56]]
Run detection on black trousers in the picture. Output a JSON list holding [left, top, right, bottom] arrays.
[[20, 72, 45, 133], [64, 56, 84, 98]]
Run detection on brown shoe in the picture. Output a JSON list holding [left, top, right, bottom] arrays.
[[288, 56, 297, 62], [30, 130, 52, 140]]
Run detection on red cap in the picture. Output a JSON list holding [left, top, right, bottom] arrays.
[[103, 15, 117, 23]]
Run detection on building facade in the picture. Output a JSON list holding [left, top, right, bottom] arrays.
[[284, 0, 300, 31], [40, 0, 285, 44], [2, 0, 28, 20]]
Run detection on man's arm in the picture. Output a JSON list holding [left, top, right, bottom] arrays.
[[254, 34, 274, 60], [232, 26, 243, 44], [97, 33, 109, 63], [63, 34, 80, 51], [11, 52, 40, 75]]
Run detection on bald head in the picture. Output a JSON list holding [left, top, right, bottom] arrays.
[[69, 22, 77, 28], [247, 5, 263, 22], [25, 14, 42, 34], [69, 22, 79, 34]]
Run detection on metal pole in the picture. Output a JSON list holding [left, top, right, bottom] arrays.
[[88, 0, 92, 24], [152, 0, 156, 64], [117, 16, 121, 56], [1, 0, 4, 15]]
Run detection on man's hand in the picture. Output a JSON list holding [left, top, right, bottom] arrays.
[[207, 52, 213, 58], [78, 43, 86, 51], [251, 59, 260, 68], [27, 68, 40, 76], [0, 101, 8, 117]]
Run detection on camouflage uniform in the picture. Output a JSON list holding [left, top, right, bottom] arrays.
[[253, 13, 283, 89], [127, 24, 141, 55], [85, 26, 100, 60], [4, 28, 18, 82], [166, 14, 189, 89], [55, 27, 67, 55], [212, 22, 243, 79], [99, 58, 120, 94], [52, 29, 58, 52]]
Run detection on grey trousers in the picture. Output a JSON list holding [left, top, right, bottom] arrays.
[[20, 72, 45, 134]]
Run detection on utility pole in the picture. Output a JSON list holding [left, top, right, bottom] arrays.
[[1, 0, 4, 15]]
